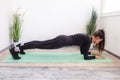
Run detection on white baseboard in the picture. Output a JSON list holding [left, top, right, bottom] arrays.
[[104, 49, 120, 59], [0, 45, 12, 53]]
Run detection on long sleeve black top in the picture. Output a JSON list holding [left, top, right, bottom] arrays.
[[69, 33, 95, 60]]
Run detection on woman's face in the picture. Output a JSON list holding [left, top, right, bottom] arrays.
[[92, 36, 103, 44]]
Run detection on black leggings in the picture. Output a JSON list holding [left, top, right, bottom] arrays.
[[20, 35, 73, 50]]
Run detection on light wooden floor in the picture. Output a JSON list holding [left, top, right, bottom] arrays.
[[0, 47, 120, 80], [0, 47, 120, 68]]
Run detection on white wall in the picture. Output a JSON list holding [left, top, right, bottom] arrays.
[[100, 13, 120, 56], [0, 0, 10, 51], [10, 0, 101, 42], [0, 0, 101, 51]]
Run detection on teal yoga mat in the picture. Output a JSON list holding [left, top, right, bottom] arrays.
[[2, 52, 113, 63]]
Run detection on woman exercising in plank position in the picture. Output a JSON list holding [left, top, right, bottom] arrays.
[[9, 29, 105, 60]]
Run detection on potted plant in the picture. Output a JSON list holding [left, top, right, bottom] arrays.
[[10, 8, 24, 48], [86, 8, 98, 49], [86, 8, 97, 36]]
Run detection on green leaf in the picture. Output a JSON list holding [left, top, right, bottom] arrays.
[[10, 10, 24, 42], [86, 8, 97, 36]]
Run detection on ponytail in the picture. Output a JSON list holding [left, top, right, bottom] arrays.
[[93, 29, 105, 52]]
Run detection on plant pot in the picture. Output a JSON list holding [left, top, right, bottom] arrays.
[[13, 41, 20, 52], [90, 43, 96, 50], [90, 43, 93, 50]]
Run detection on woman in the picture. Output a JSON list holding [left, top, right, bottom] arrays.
[[9, 29, 105, 60]]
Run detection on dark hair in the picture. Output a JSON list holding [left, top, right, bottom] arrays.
[[93, 29, 105, 52]]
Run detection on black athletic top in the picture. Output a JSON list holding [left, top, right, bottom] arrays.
[[69, 33, 95, 60]]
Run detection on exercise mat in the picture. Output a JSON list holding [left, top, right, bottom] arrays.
[[2, 52, 113, 63]]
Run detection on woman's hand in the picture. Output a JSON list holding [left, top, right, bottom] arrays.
[[89, 50, 104, 59], [95, 55, 104, 59]]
